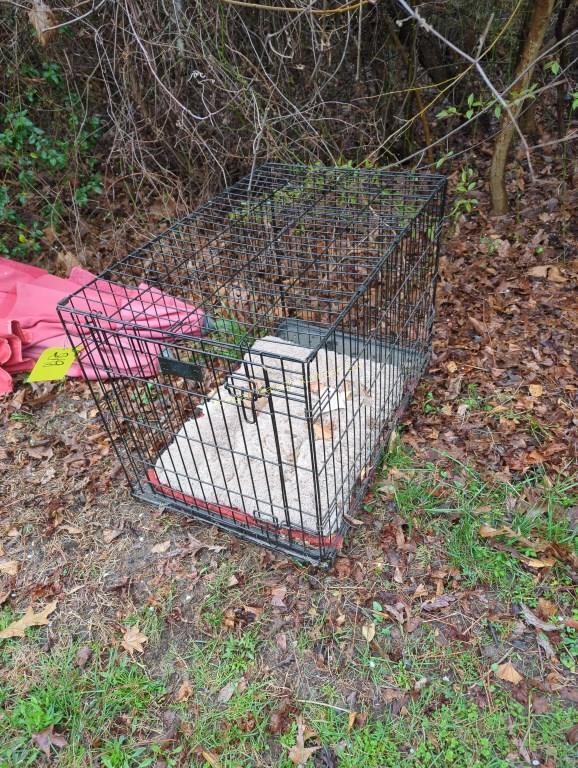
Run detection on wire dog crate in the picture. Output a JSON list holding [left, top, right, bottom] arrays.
[[59, 164, 446, 565]]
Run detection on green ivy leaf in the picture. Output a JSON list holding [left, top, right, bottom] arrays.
[[545, 60, 561, 76]]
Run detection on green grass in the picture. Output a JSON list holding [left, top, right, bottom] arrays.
[[1, 447, 576, 767], [276, 691, 576, 768], [1, 596, 575, 767], [0, 642, 165, 768], [201, 562, 239, 628], [384, 447, 577, 605], [0, 630, 272, 768], [169, 636, 272, 766]]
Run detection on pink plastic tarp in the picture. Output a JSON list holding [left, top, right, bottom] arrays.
[[0, 257, 204, 394]]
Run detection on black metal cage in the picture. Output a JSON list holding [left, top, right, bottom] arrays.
[[59, 164, 446, 565]]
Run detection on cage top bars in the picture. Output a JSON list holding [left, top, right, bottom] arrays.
[[57, 163, 446, 362]]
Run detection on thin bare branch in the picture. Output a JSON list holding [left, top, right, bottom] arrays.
[[395, 0, 536, 180]]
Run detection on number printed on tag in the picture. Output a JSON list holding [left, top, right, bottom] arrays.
[[27, 346, 79, 383]]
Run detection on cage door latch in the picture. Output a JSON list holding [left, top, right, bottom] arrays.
[[225, 365, 263, 423]]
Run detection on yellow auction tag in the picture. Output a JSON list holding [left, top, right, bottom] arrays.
[[27, 346, 80, 383]]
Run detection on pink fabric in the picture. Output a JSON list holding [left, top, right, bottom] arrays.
[[0, 257, 204, 394]]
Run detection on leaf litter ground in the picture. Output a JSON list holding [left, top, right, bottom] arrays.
[[0, 152, 576, 767]]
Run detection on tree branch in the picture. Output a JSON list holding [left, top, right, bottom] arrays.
[[394, 0, 536, 180]]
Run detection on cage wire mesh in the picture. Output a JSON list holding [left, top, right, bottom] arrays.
[[59, 164, 446, 565]]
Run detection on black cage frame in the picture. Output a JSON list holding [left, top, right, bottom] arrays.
[[59, 163, 446, 566]]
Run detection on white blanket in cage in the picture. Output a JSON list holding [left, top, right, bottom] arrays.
[[153, 336, 403, 537]]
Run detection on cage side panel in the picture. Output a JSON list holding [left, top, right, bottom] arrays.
[[65, 321, 333, 555], [316, 185, 443, 522]]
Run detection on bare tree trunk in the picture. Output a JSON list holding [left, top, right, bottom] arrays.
[[556, 0, 578, 137], [489, 0, 555, 215]]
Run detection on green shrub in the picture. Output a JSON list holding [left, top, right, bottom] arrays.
[[0, 62, 103, 261]]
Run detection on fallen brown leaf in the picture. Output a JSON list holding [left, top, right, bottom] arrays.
[[528, 264, 566, 283], [478, 524, 544, 549], [151, 540, 171, 554], [343, 513, 365, 526], [421, 594, 457, 612], [469, 316, 487, 336], [217, 681, 237, 704], [0, 601, 58, 639], [558, 687, 578, 704], [478, 523, 503, 538], [478, 525, 563, 569], [102, 528, 123, 544], [380, 687, 409, 714], [288, 716, 320, 766], [58, 524, 82, 535], [536, 632, 557, 660], [187, 534, 226, 556], [519, 603, 559, 632], [0, 560, 19, 576], [528, 384, 543, 398], [31, 725, 67, 756], [496, 662, 523, 685], [269, 699, 296, 735], [202, 751, 222, 768], [121, 625, 148, 656], [175, 679, 193, 702], [75, 646, 93, 669], [361, 622, 376, 642], [243, 605, 263, 621], [527, 265, 549, 278], [545, 671, 565, 692], [531, 695, 550, 715], [271, 585, 287, 608], [381, 687, 405, 703], [537, 598, 557, 619], [332, 558, 352, 578], [383, 601, 408, 624], [566, 724, 578, 746], [518, 555, 556, 569], [412, 584, 428, 599], [550, 265, 568, 283], [27, 445, 54, 460]]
